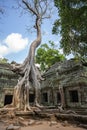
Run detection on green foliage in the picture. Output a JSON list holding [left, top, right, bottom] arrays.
[[0, 58, 8, 63], [53, 0, 87, 58], [36, 41, 65, 71]]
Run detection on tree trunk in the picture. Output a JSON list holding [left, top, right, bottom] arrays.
[[12, 16, 42, 111], [59, 86, 65, 109]]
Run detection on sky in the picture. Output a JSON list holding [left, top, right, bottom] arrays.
[[0, 0, 72, 63]]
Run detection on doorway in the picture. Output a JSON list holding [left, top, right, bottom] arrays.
[[4, 95, 13, 106], [69, 90, 79, 103], [57, 92, 61, 104], [29, 93, 35, 103]]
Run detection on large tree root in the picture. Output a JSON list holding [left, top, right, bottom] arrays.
[[10, 58, 44, 112]]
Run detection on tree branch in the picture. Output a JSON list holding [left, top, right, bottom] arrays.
[[39, 0, 48, 17], [22, 0, 38, 16], [34, 0, 39, 14]]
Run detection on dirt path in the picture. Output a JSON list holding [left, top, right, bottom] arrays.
[[0, 122, 7, 130], [21, 121, 86, 130], [0, 120, 86, 130]]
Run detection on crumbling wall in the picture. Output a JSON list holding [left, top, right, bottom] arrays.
[[41, 59, 87, 110], [0, 63, 18, 107]]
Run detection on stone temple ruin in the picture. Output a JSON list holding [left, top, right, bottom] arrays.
[[41, 59, 87, 113], [0, 63, 19, 107], [0, 59, 87, 113]]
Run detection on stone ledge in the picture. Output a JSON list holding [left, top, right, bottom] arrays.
[[55, 113, 87, 124]]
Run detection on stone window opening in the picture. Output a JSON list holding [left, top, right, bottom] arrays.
[[4, 94, 13, 106], [29, 93, 35, 103], [57, 92, 61, 104], [69, 90, 79, 103], [42, 92, 48, 103]]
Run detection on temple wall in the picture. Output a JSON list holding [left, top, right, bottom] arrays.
[[0, 63, 18, 107], [41, 59, 87, 111], [0, 59, 87, 112]]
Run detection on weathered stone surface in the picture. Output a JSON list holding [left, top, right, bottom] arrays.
[[49, 121, 57, 126], [0, 63, 19, 107], [6, 124, 21, 130], [79, 124, 87, 129], [15, 111, 34, 116], [55, 113, 87, 124], [61, 121, 69, 127], [0, 59, 87, 114], [18, 120, 28, 127], [28, 120, 35, 125], [41, 59, 87, 112], [18, 117, 24, 121], [35, 121, 43, 125]]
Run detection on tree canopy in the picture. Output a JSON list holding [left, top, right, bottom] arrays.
[[0, 58, 8, 63], [52, 0, 87, 58], [36, 41, 65, 71]]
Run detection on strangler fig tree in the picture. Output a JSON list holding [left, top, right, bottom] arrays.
[[11, 0, 53, 111]]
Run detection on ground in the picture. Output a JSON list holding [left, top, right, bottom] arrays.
[[22, 121, 86, 130], [0, 120, 86, 130], [0, 108, 87, 130]]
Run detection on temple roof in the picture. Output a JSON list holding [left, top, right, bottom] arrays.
[[0, 63, 17, 77], [42, 59, 87, 88], [44, 59, 87, 75]]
